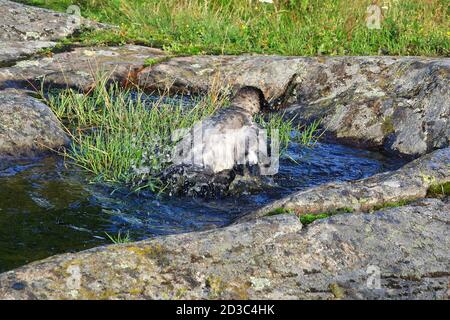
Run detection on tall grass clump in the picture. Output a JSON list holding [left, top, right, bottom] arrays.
[[105, 230, 131, 244], [45, 77, 228, 191]]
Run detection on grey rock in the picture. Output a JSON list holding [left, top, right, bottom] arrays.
[[284, 56, 450, 158], [0, 45, 167, 92], [137, 55, 305, 101], [0, 41, 57, 66], [0, 198, 448, 299], [0, 0, 108, 64], [137, 55, 450, 157], [237, 147, 450, 222], [0, 92, 68, 157], [0, 0, 104, 42]]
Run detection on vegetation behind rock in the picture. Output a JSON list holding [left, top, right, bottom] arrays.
[[18, 0, 449, 56]]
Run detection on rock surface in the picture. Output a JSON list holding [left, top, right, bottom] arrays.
[[0, 198, 448, 299], [237, 147, 450, 222], [0, 92, 68, 157], [138, 55, 304, 101], [0, 45, 167, 92], [0, 0, 107, 64], [0, 41, 56, 66], [285, 56, 450, 158], [138, 55, 450, 157]]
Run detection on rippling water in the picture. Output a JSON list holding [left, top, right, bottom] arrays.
[[0, 141, 405, 272]]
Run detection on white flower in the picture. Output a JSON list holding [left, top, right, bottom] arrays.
[[259, 0, 273, 3]]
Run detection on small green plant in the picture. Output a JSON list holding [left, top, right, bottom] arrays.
[[37, 37, 74, 57], [254, 112, 297, 154], [427, 182, 450, 198], [268, 206, 353, 225], [105, 230, 131, 244], [381, 116, 395, 135], [329, 283, 345, 299]]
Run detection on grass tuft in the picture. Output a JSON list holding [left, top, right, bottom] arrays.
[[143, 56, 172, 67], [297, 119, 323, 146], [255, 113, 323, 154], [105, 230, 131, 244], [427, 182, 450, 198]]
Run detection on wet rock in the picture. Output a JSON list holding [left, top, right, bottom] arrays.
[[0, 45, 167, 92], [0, 199, 448, 299], [138, 55, 450, 157], [237, 147, 450, 222], [0, 92, 68, 157], [0, 0, 108, 64]]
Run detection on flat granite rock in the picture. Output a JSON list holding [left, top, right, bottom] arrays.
[[137, 55, 306, 101], [0, 0, 108, 64], [0, 41, 57, 66], [0, 45, 167, 91], [284, 56, 450, 158], [237, 147, 450, 222], [138, 55, 450, 157], [0, 92, 68, 157], [0, 198, 448, 299]]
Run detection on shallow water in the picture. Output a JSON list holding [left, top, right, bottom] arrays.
[[0, 142, 405, 272]]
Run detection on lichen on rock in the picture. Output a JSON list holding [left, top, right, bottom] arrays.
[[0, 200, 448, 299], [0, 92, 69, 157]]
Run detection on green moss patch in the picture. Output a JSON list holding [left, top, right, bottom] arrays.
[[300, 213, 332, 225], [299, 207, 353, 225], [372, 199, 413, 211], [381, 116, 395, 135], [265, 207, 294, 217], [143, 56, 172, 67]]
